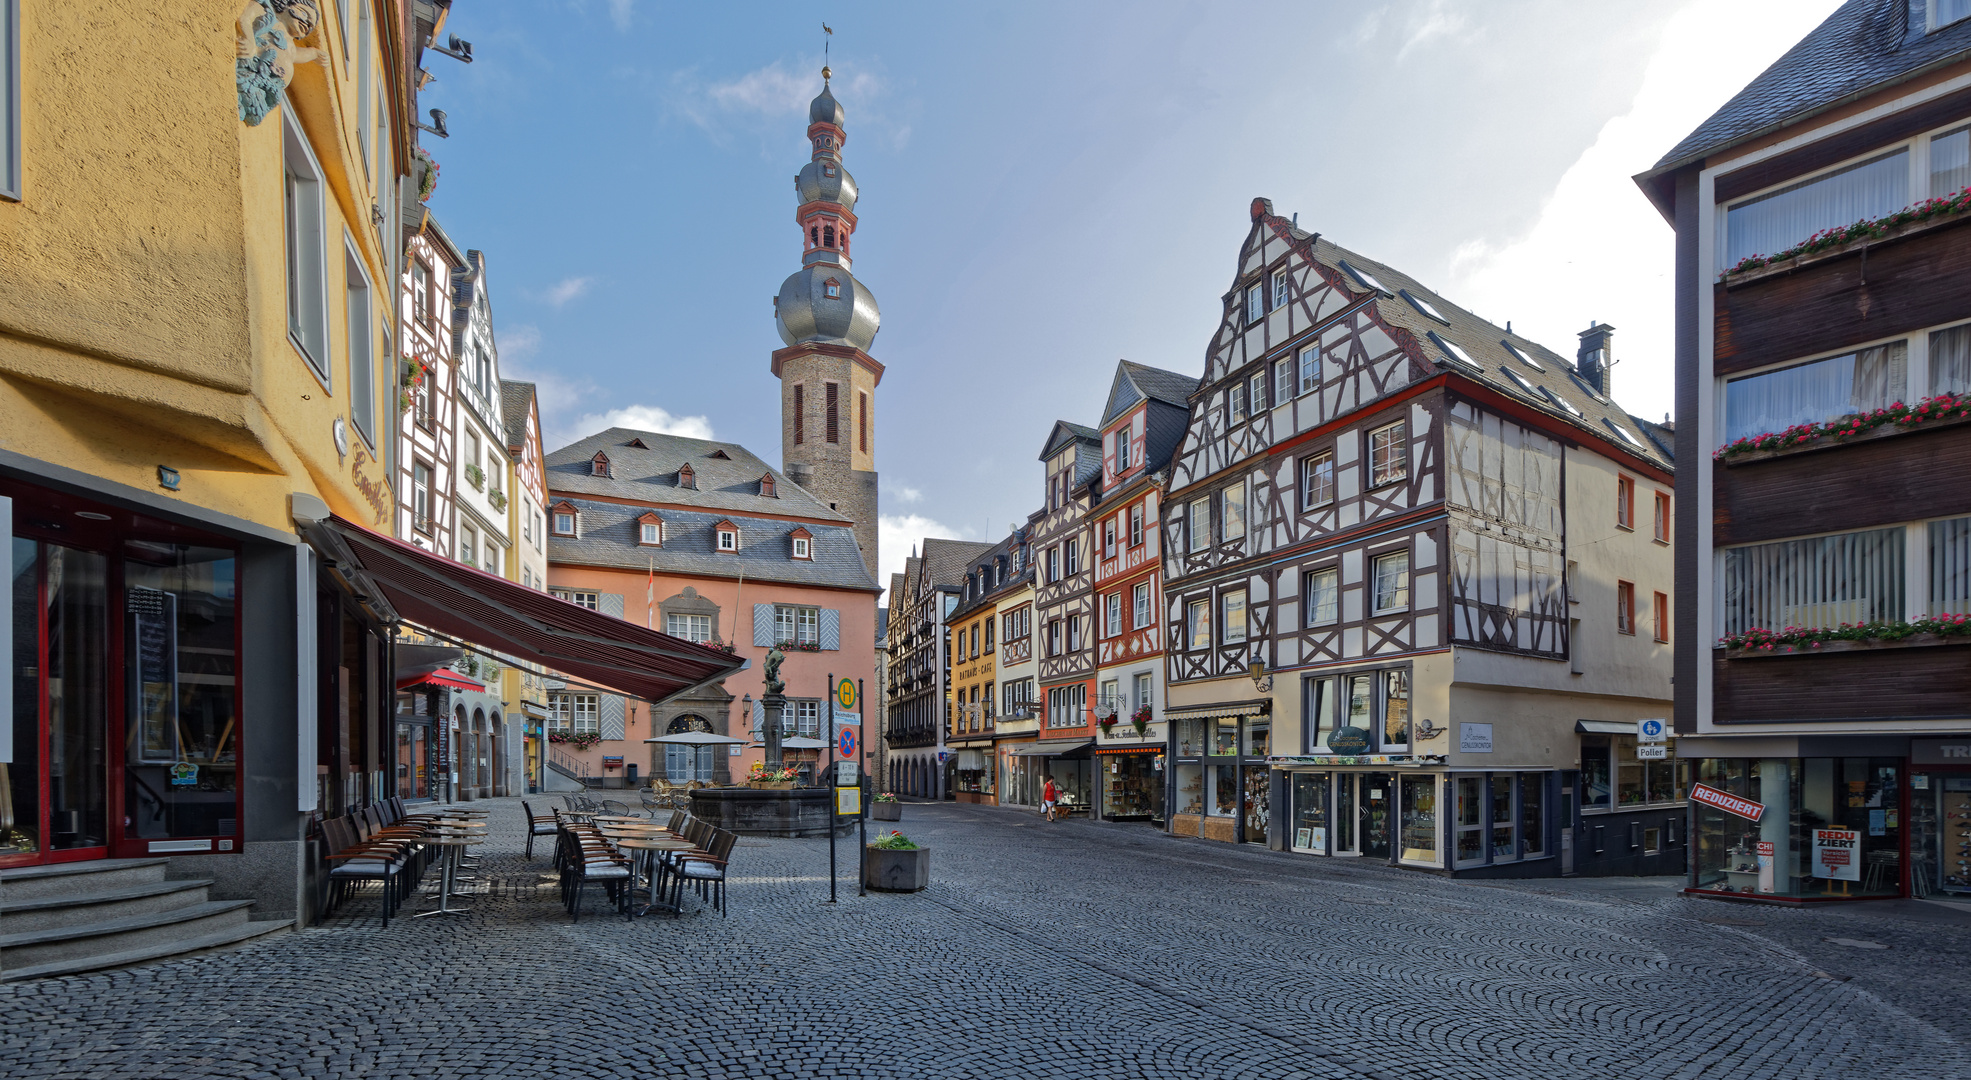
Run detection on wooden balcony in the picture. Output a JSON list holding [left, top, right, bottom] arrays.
[[1714, 418, 1971, 546], [1713, 639, 1971, 724]]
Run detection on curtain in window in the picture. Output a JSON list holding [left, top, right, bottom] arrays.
[[1724, 150, 1908, 267], [1932, 325, 1971, 396], [1930, 517, 1971, 614], [1722, 342, 1906, 442], [1721, 527, 1905, 633], [1934, 127, 1971, 197]]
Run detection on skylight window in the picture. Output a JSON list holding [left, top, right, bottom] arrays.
[[1338, 259, 1388, 295], [1401, 289, 1449, 324], [1500, 340, 1545, 371], [1539, 385, 1584, 418], [1504, 368, 1538, 396], [1427, 331, 1480, 370], [1603, 417, 1647, 449], [1567, 370, 1608, 403]]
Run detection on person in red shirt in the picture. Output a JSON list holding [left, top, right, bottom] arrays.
[[1041, 774, 1059, 822]]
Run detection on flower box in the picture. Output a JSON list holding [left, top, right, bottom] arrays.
[[1720, 186, 1971, 286], [872, 801, 901, 821], [1721, 632, 1971, 659], [863, 846, 928, 892], [1716, 399, 1971, 465]]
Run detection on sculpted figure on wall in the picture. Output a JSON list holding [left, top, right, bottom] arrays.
[[236, 0, 329, 126]]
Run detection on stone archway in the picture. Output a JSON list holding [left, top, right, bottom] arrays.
[[471, 707, 488, 796], [490, 711, 505, 796]]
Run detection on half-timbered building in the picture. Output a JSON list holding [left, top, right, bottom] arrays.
[[1088, 362, 1197, 824], [501, 379, 550, 789], [992, 522, 1042, 809], [1029, 422, 1103, 809], [1638, 0, 1971, 901], [884, 539, 990, 798], [396, 219, 468, 556], [1161, 198, 1675, 876]]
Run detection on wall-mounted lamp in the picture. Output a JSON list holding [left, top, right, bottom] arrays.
[[1247, 645, 1272, 693], [429, 34, 473, 63], [414, 108, 449, 139]]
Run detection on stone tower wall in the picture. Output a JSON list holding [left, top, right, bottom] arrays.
[[779, 351, 880, 577]]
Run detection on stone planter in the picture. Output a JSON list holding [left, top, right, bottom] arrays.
[[864, 846, 928, 892], [872, 801, 901, 821]]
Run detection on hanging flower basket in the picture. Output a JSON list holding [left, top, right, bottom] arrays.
[[414, 147, 440, 203]]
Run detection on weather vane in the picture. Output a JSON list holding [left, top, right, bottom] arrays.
[[822, 22, 832, 82]]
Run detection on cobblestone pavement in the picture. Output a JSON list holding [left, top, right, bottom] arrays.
[[2, 798, 1968, 1079]]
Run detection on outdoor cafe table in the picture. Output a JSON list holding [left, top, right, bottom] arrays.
[[614, 837, 698, 916], [415, 831, 485, 918]]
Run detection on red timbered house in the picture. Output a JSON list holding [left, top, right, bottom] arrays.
[[396, 222, 467, 556], [1089, 361, 1197, 824], [1162, 198, 1675, 876]]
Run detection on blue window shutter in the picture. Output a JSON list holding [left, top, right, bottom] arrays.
[[754, 603, 775, 647], [751, 699, 765, 739], [601, 593, 625, 619], [820, 608, 841, 650], [599, 696, 626, 741], [665, 744, 687, 781]]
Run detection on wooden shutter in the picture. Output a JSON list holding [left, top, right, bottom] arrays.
[[751, 698, 766, 738], [819, 608, 840, 651], [600, 593, 625, 619], [825, 383, 839, 443], [599, 695, 625, 741], [754, 603, 776, 646]]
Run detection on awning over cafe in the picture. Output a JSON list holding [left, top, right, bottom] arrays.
[[399, 670, 483, 692], [305, 514, 745, 705], [1163, 700, 1271, 722], [1009, 739, 1093, 758]]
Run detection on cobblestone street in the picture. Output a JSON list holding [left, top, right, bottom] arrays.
[[2, 798, 1967, 1079]]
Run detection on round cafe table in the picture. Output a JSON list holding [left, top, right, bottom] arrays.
[[615, 836, 698, 917], [415, 832, 484, 917]]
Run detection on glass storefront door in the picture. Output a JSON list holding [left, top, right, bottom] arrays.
[[1335, 774, 1357, 853], [1909, 771, 1970, 899], [123, 543, 239, 845], [1291, 773, 1329, 853], [4, 539, 111, 865], [1361, 772, 1392, 860], [1243, 765, 1270, 845]]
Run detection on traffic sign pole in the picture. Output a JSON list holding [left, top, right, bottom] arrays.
[[826, 671, 837, 904], [858, 678, 867, 897]]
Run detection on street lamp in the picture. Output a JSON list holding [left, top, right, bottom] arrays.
[[1247, 644, 1272, 693]]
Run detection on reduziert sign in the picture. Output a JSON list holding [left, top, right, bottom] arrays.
[[1690, 782, 1765, 822]]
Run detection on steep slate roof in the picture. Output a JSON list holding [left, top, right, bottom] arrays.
[[950, 530, 1033, 622], [551, 497, 878, 592], [1120, 360, 1201, 410], [546, 427, 849, 523], [500, 380, 535, 452], [1646, 1, 1971, 176], [919, 538, 993, 589], [1267, 215, 1670, 471], [1038, 420, 1100, 460], [876, 606, 890, 641]]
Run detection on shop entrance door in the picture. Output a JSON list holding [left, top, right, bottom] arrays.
[[1360, 772, 1393, 861], [1335, 774, 1358, 854], [3, 540, 111, 868]]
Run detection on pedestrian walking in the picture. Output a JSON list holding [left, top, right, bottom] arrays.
[[1041, 774, 1059, 822]]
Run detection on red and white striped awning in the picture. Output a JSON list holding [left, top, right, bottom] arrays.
[[398, 669, 484, 693], [310, 515, 744, 704]]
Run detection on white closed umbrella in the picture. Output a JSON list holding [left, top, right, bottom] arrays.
[[643, 731, 750, 745], [774, 736, 831, 750]]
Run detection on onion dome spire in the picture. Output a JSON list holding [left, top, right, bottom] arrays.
[[773, 70, 879, 351]]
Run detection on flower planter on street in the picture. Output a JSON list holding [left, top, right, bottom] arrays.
[[872, 801, 901, 821], [864, 845, 928, 892]]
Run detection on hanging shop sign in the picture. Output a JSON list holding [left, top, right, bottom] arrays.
[[1812, 828, 1861, 881], [1327, 727, 1372, 755], [1690, 782, 1765, 822]]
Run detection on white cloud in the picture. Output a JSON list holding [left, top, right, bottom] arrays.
[[883, 481, 924, 504], [499, 323, 541, 361], [877, 514, 974, 603], [541, 276, 594, 308], [568, 404, 716, 444], [607, 0, 634, 31], [1444, 0, 1842, 426], [667, 59, 885, 136], [1397, 1, 1470, 61]]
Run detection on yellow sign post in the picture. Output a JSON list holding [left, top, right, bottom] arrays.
[[836, 787, 862, 816]]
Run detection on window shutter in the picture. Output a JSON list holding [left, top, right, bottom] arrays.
[[599, 696, 626, 741], [820, 608, 841, 651], [751, 699, 766, 738], [600, 593, 625, 619], [665, 744, 688, 782], [754, 603, 776, 647]]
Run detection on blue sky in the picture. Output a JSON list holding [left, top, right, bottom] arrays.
[[424, 0, 1840, 594]]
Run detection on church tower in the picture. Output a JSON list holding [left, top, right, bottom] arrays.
[[772, 68, 882, 577]]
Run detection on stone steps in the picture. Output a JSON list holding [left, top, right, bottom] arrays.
[[0, 857, 287, 980]]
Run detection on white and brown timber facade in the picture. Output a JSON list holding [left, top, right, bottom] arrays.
[[1638, 0, 1971, 902], [1160, 198, 1677, 876], [1027, 422, 1102, 809]]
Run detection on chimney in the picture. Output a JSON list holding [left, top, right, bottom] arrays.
[[1577, 322, 1616, 397]]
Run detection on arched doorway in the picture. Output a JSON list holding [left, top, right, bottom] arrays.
[[662, 715, 715, 785], [489, 711, 505, 796], [471, 707, 488, 797], [452, 704, 468, 800]]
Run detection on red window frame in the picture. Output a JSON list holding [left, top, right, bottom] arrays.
[[1653, 491, 1671, 543]]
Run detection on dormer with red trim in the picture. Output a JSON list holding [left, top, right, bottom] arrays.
[[636, 511, 664, 547], [759, 472, 778, 498], [549, 500, 580, 538], [790, 526, 813, 560], [589, 451, 611, 478], [677, 463, 696, 490], [713, 520, 739, 553], [626, 437, 649, 449]]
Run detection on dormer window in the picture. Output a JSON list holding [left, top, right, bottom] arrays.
[[550, 501, 579, 538], [637, 512, 663, 546], [790, 527, 813, 561], [626, 437, 649, 449], [1931, 0, 1971, 32], [823, 278, 842, 299], [1115, 431, 1131, 472], [715, 521, 738, 552], [590, 452, 611, 478], [677, 463, 696, 490], [759, 473, 778, 498], [822, 162, 837, 178]]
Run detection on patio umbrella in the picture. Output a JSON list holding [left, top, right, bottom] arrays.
[[773, 737, 831, 750], [643, 731, 750, 745]]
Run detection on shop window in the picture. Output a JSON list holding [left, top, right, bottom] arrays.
[[1210, 762, 1238, 817], [1381, 669, 1409, 749], [1175, 762, 1204, 816], [1399, 775, 1438, 864], [1580, 736, 1685, 812], [1693, 757, 1903, 900], [1175, 717, 1206, 758], [1212, 717, 1238, 757], [1291, 774, 1330, 852], [1455, 776, 1484, 865]]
